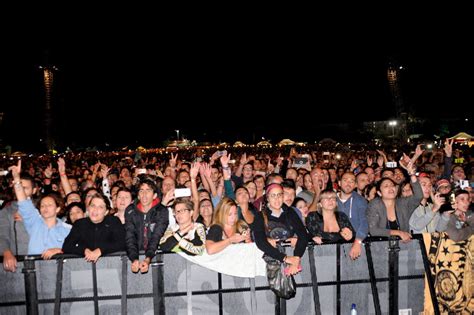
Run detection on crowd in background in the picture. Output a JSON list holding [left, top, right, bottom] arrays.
[[1, 140, 473, 276]]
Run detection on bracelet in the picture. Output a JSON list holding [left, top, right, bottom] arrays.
[[222, 166, 230, 170], [14, 181, 21, 186], [60, 173, 66, 176]]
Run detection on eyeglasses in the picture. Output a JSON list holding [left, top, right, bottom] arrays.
[[268, 193, 283, 199], [173, 208, 190, 215]]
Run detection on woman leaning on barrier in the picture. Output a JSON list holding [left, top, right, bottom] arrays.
[[306, 189, 356, 245], [252, 183, 308, 276], [62, 193, 125, 263], [205, 197, 251, 255], [367, 162, 423, 242], [159, 198, 206, 256]]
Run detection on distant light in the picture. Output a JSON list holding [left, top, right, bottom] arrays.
[[399, 66, 403, 70], [427, 144, 433, 149], [466, 118, 469, 122], [336, 154, 341, 160], [389, 120, 397, 126]]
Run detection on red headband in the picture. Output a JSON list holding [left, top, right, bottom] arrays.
[[265, 183, 282, 195]]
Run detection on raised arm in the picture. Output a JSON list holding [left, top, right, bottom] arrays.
[[442, 139, 453, 180], [10, 160, 26, 202], [58, 157, 72, 195], [235, 153, 247, 178], [190, 163, 201, 221]]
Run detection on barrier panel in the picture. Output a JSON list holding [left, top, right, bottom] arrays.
[[0, 236, 437, 315]]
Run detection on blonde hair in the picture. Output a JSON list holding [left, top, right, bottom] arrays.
[[212, 197, 238, 232]]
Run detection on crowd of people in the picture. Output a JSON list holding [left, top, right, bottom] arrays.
[[0, 139, 472, 278]]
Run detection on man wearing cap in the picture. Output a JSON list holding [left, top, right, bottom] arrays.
[[436, 179, 452, 195]]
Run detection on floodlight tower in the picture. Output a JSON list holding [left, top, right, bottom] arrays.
[[387, 61, 405, 119], [39, 64, 58, 152]]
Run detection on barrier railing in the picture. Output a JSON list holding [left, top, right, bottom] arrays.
[[0, 235, 438, 315]]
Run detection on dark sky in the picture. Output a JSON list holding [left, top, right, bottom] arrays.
[[2, 17, 473, 151]]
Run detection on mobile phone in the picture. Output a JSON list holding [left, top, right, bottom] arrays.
[[438, 193, 455, 213], [216, 150, 227, 157], [385, 162, 397, 168], [0, 170, 8, 176], [293, 157, 308, 167], [137, 168, 147, 175], [174, 188, 191, 198], [459, 180, 469, 189]]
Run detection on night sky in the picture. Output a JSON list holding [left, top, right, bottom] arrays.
[[2, 16, 473, 151]]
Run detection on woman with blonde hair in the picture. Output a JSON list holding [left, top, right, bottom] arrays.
[[206, 197, 250, 254]]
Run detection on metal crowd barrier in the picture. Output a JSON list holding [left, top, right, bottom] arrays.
[[0, 235, 438, 315]]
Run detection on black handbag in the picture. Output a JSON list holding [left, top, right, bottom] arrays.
[[264, 256, 297, 299]]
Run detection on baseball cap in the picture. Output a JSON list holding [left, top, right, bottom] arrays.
[[436, 179, 451, 190]]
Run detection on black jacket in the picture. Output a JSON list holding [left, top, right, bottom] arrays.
[[125, 200, 169, 261], [252, 204, 308, 262], [62, 216, 125, 256]]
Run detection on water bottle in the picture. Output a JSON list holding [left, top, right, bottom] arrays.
[[350, 303, 357, 315]]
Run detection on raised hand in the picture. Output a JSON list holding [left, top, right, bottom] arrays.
[[415, 144, 424, 157], [366, 155, 373, 167], [399, 153, 411, 168], [240, 153, 248, 165], [190, 162, 200, 180], [57, 157, 66, 175], [100, 164, 110, 179], [400, 160, 416, 176], [169, 153, 178, 168], [9, 159, 22, 181], [444, 139, 454, 157], [220, 152, 231, 166]]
